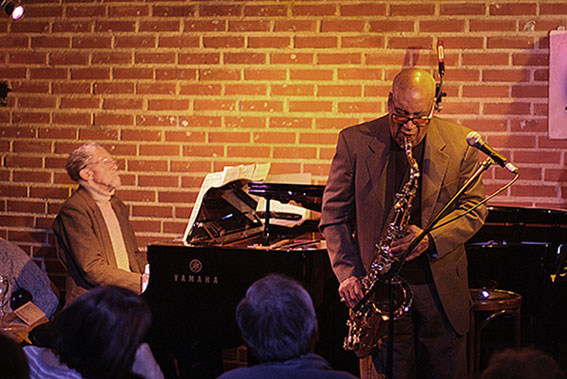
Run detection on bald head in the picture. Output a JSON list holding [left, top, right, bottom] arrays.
[[388, 68, 437, 147], [392, 68, 436, 104]]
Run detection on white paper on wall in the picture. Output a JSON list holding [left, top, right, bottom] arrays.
[[549, 30, 567, 139]]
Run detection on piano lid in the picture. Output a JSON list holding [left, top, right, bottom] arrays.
[[185, 180, 325, 245], [248, 181, 324, 212]]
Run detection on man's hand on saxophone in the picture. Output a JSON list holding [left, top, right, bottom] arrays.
[[390, 224, 430, 262], [338, 276, 364, 309]]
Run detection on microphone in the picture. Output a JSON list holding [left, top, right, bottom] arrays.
[[466, 131, 518, 174], [437, 40, 445, 78]]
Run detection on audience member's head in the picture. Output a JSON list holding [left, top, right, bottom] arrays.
[[236, 274, 318, 363], [481, 346, 565, 379], [0, 331, 29, 379], [65, 142, 102, 182], [52, 285, 151, 379]]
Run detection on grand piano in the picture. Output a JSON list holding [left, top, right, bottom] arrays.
[[143, 180, 567, 377]]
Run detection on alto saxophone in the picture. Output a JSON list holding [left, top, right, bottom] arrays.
[[343, 135, 420, 358]]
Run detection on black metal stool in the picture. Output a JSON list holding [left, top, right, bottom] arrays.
[[468, 288, 522, 378]]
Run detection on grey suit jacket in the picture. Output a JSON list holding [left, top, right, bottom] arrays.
[[53, 186, 146, 305], [320, 115, 487, 335]]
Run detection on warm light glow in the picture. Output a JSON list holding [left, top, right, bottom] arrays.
[[1, 1, 24, 20]]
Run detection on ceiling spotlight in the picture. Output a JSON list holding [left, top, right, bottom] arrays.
[[1, 1, 24, 20]]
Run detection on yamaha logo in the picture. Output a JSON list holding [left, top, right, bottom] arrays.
[[189, 259, 203, 273]]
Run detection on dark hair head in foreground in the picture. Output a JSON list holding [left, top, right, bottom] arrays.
[[53, 285, 152, 379], [236, 274, 318, 363], [481, 346, 566, 379]]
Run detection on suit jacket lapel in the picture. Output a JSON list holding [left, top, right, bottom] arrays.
[[365, 118, 391, 218], [421, 119, 449, 227]]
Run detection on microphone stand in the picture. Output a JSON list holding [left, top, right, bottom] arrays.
[[383, 156, 494, 379]]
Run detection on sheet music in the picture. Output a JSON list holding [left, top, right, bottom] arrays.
[[182, 163, 271, 243]]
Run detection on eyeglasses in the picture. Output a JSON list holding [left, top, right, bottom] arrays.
[[82, 157, 117, 170], [390, 101, 435, 128]]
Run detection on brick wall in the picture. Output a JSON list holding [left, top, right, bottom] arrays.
[[1, 0, 566, 289]]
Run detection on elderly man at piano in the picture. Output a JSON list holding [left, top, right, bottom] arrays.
[[53, 142, 147, 306]]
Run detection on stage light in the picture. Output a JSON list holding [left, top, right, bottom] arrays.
[[1, 1, 24, 20]]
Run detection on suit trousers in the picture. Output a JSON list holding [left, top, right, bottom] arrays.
[[372, 282, 467, 379]]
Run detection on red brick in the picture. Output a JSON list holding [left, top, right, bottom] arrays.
[[128, 160, 168, 172], [271, 84, 314, 97], [269, 162, 301, 175], [137, 83, 176, 95], [245, 69, 287, 81], [436, 102, 479, 115], [148, 99, 189, 111], [0, 184, 27, 197], [227, 146, 270, 158], [338, 68, 382, 81], [71, 68, 111, 80], [322, 20, 365, 33], [511, 185, 556, 198], [95, 21, 135, 33], [109, 5, 149, 17], [13, 170, 51, 182], [49, 53, 89, 66], [462, 53, 509, 66], [512, 53, 548, 66], [274, 20, 316, 32], [338, 102, 380, 114], [200, 4, 243, 17], [544, 169, 567, 182], [7, 200, 46, 213], [158, 36, 200, 48], [315, 118, 359, 130], [113, 68, 153, 80], [209, 132, 250, 144], [229, 21, 271, 32], [139, 21, 180, 33], [0, 126, 34, 139], [79, 128, 119, 141], [390, 4, 434, 16], [440, 3, 486, 15], [225, 84, 267, 96], [249, 37, 291, 49], [18, 97, 57, 109], [179, 53, 220, 65], [487, 37, 535, 49], [366, 53, 409, 66], [121, 130, 162, 142], [194, 99, 236, 112], [304, 163, 332, 176], [66, 5, 105, 18], [38, 127, 77, 139], [318, 53, 361, 65], [469, 20, 516, 32], [183, 145, 225, 157], [115, 37, 156, 49], [511, 85, 547, 98], [139, 175, 179, 187], [140, 144, 180, 157], [136, 115, 178, 128], [72, 37, 112, 49], [291, 69, 333, 81], [53, 83, 91, 95], [170, 161, 211, 173], [295, 36, 338, 49], [163, 131, 206, 142], [245, 5, 287, 17], [156, 68, 197, 81], [483, 69, 530, 82], [463, 85, 509, 98], [11, 22, 50, 34], [224, 53, 266, 65], [153, 5, 195, 17], [274, 147, 317, 159], [369, 20, 414, 33], [541, 3, 567, 14], [203, 37, 245, 49], [61, 97, 100, 109], [293, 4, 337, 16], [184, 20, 226, 32], [289, 101, 332, 113], [241, 101, 283, 113], [318, 85, 361, 97], [178, 116, 222, 128], [94, 82, 134, 95], [253, 132, 295, 144], [342, 36, 385, 49], [13, 113, 50, 124], [135, 53, 176, 64], [225, 117, 266, 129], [420, 20, 465, 33], [130, 220, 161, 233], [94, 113, 133, 126], [180, 84, 222, 96], [103, 98, 143, 110], [52, 21, 90, 33], [8, 52, 47, 65], [489, 3, 537, 15], [341, 3, 386, 16], [388, 37, 433, 49], [30, 68, 67, 80], [52, 113, 91, 125], [510, 119, 547, 133], [158, 191, 198, 204], [132, 205, 173, 218], [0, 215, 35, 227]]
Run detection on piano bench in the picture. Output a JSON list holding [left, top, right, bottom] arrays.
[[468, 288, 522, 378]]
